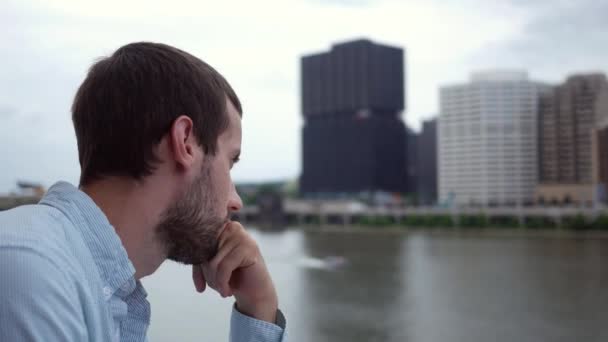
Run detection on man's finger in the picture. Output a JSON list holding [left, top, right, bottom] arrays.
[[217, 221, 234, 250], [192, 264, 206, 293], [209, 236, 241, 270], [215, 249, 247, 297], [199, 239, 237, 293], [200, 263, 219, 291]]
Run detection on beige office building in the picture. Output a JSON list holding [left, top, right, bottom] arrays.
[[537, 73, 608, 205]]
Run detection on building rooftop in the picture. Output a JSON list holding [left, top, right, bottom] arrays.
[[470, 70, 529, 82]]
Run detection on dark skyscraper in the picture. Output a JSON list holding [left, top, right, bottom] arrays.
[[416, 119, 438, 204], [405, 119, 437, 205], [300, 39, 407, 196], [406, 126, 419, 198]]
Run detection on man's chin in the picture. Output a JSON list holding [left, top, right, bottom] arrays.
[[169, 254, 210, 266], [167, 244, 218, 265]]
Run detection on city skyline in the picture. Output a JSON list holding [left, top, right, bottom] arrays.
[[2, 0, 608, 192]]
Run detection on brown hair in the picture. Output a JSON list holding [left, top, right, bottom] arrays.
[[72, 42, 242, 186]]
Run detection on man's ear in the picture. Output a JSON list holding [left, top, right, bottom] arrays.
[[169, 115, 198, 171]]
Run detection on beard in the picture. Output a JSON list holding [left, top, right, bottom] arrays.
[[156, 162, 230, 265]]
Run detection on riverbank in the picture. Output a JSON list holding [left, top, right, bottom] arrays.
[[290, 224, 608, 239]]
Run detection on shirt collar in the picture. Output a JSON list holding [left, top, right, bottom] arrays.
[[39, 181, 137, 297]]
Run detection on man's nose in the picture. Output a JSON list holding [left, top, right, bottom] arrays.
[[228, 185, 243, 212]]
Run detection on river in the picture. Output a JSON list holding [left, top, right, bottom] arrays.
[[143, 228, 608, 342]]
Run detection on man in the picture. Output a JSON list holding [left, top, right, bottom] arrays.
[[0, 42, 287, 341]]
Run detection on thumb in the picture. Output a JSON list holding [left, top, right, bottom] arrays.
[[192, 264, 207, 293]]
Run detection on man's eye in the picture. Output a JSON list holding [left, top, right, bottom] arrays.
[[230, 157, 240, 169]]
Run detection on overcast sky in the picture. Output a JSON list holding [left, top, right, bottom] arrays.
[[1, 0, 607, 192]]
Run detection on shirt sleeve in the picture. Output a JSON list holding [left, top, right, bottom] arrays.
[[229, 304, 287, 342], [0, 247, 88, 341]]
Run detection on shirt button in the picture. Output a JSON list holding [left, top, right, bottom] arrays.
[[102, 286, 113, 300]]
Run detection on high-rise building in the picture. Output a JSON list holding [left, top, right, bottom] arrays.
[[438, 71, 550, 206], [300, 39, 407, 196], [537, 73, 608, 205], [593, 88, 608, 204], [406, 126, 418, 197], [417, 119, 438, 205], [404, 119, 438, 205]]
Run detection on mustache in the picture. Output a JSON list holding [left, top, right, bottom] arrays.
[[227, 211, 238, 222]]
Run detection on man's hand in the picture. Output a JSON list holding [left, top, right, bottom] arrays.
[[192, 221, 278, 324]]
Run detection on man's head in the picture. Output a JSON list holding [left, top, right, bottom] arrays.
[[72, 42, 243, 265]]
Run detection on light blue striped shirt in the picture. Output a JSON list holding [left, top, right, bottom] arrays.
[[0, 181, 287, 341]]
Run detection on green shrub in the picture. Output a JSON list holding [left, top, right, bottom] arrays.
[[562, 214, 590, 230], [426, 215, 454, 228], [373, 216, 394, 227], [356, 215, 393, 227], [308, 216, 320, 225], [400, 215, 455, 228], [523, 216, 557, 229], [354, 216, 371, 226], [591, 215, 608, 230], [401, 215, 425, 227], [489, 215, 520, 228], [458, 214, 488, 228]]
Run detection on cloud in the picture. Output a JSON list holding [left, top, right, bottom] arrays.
[[5, 0, 603, 190], [0, 106, 17, 119], [465, 0, 608, 82], [305, 0, 379, 6]]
